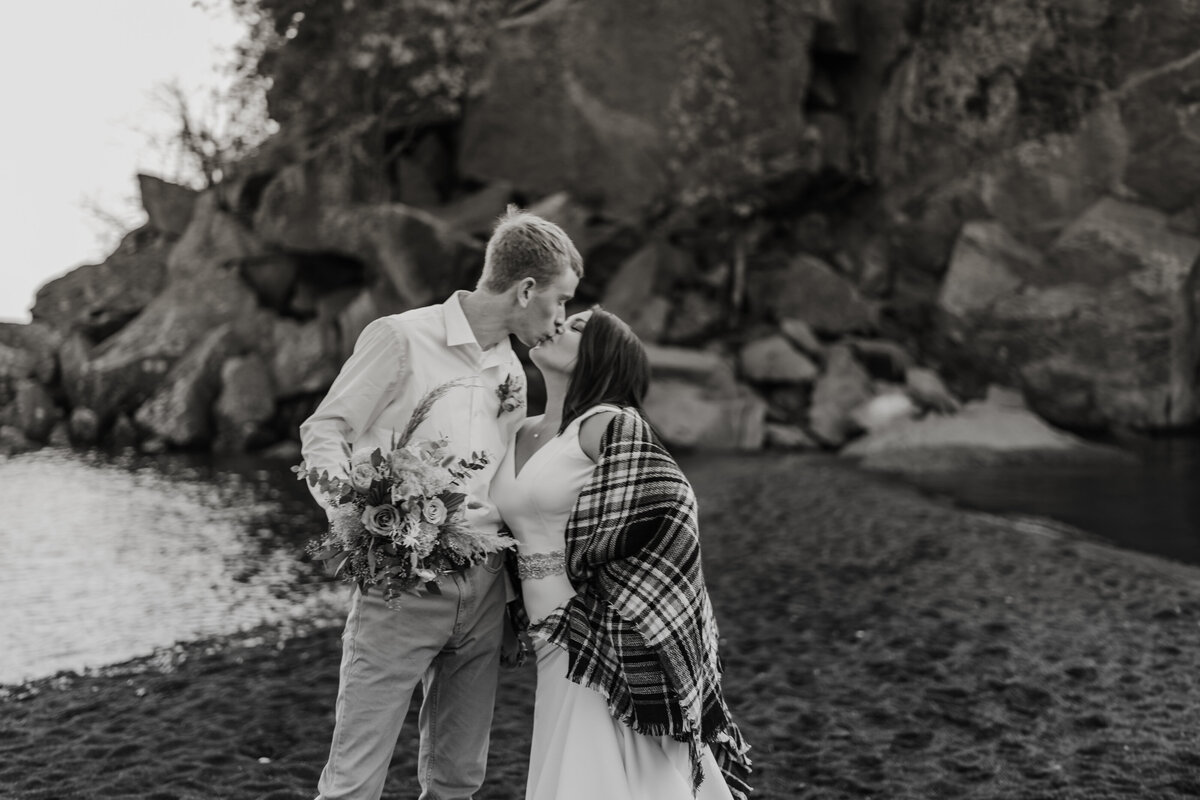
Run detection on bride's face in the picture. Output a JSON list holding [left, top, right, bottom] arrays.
[[530, 310, 592, 375]]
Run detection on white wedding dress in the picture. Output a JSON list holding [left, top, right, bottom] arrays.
[[493, 406, 734, 800]]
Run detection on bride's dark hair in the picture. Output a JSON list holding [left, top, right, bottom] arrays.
[[559, 306, 650, 435]]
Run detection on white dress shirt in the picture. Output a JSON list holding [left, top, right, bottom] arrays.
[[299, 291, 526, 536]]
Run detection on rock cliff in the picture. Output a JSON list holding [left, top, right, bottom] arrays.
[[4, 0, 1200, 456]]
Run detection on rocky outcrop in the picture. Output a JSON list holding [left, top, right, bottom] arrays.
[[459, 1, 819, 220], [939, 201, 1200, 430], [641, 345, 767, 450], [739, 335, 820, 384], [168, 192, 266, 280], [137, 173, 198, 236], [253, 133, 483, 310], [808, 345, 875, 446], [6, 0, 1200, 456], [60, 271, 262, 424], [843, 387, 1132, 473], [0, 322, 60, 385], [32, 229, 169, 342], [214, 355, 276, 452], [747, 255, 877, 335], [267, 317, 340, 399], [134, 324, 239, 446]]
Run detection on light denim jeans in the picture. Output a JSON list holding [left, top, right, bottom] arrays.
[[315, 553, 507, 800]]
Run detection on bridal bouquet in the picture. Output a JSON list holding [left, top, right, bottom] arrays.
[[293, 379, 514, 606]]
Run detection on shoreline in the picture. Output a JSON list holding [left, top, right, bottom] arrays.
[[6, 454, 1200, 799]]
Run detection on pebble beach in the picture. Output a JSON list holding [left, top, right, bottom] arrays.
[[4, 453, 1200, 799]]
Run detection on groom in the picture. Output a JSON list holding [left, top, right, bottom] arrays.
[[300, 206, 582, 800]]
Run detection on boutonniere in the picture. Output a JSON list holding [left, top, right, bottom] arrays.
[[496, 372, 525, 417]]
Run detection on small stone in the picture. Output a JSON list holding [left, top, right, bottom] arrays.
[[68, 407, 101, 445]]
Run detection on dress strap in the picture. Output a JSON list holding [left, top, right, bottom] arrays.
[[569, 404, 628, 430]]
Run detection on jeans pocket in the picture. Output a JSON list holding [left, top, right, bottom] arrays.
[[483, 550, 504, 574]]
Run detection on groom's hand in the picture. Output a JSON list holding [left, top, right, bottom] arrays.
[[500, 611, 532, 669]]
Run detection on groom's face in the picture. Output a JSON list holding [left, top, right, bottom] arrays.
[[513, 265, 579, 348]]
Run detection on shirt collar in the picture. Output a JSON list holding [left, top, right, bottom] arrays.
[[443, 290, 513, 370], [443, 291, 477, 348]]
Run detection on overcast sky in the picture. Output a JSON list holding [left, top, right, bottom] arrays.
[[0, 1, 246, 323]]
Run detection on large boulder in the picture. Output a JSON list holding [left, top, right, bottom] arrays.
[[1, 379, 60, 443], [239, 254, 299, 311], [663, 291, 727, 344], [0, 345, 38, 391], [644, 380, 766, 450], [525, 193, 591, 254], [60, 271, 261, 422], [905, 367, 961, 414], [939, 201, 1200, 430], [394, 137, 447, 209], [974, 102, 1128, 249], [329, 205, 481, 311], [937, 220, 1040, 327], [333, 288, 386, 363], [850, 388, 920, 435], [137, 173, 198, 236], [0, 322, 60, 385], [168, 191, 267, 280], [256, 148, 482, 308], [843, 386, 1131, 472], [779, 318, 825, 359], [431, 182, 515, 239], [871, 1, 1132, 192], [644, 344, 739, 393], [1118, 50, 1200, 213], [268, 317, 341, 399], [868, 1, 1190, 295], [602, 240, 693, 342], [738, 335, 819, 384], [31, 228, 169, 342], [459, 1, 819, 220], [133, 324, 239, 446], [747, 254, 876, 334], [808, 344, 874, 446], [870, 1, 1200, 281], [0, 425, 34, 456], [67, 407, 100, 445], [641, 344, 765, 449], [214, 354, 277, 452], [847, 338, 913, 383], [252, 121, 389, 249]]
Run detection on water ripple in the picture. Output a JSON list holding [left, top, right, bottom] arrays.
[[0, 448, 344, 685]]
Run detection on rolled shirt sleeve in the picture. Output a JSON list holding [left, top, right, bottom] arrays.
[[299, 318, 408, 506]]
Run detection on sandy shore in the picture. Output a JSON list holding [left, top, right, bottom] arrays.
[[5, 453, 1200, 799]]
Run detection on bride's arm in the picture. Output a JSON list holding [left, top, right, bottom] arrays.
[[577, 410, 618, 462]]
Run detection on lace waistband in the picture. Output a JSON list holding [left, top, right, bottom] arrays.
[[516, 549, 566, 580]]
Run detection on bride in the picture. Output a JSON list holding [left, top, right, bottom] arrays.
[[492, 307, 752, 800]]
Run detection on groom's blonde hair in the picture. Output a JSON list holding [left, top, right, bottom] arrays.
[[478, 204, 583, 292]]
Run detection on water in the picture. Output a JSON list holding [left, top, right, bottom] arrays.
[[4, 437, 1199, 686], [889, 434, 1200, 565], [0, 448, 344, 686]]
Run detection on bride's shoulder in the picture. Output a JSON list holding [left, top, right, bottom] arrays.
[[577, 406, 624, 462]]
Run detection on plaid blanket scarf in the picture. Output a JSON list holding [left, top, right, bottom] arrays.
[[524, 407, 752, 799]]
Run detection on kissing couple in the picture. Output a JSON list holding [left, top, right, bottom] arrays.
[[299, 206, 751, 800]]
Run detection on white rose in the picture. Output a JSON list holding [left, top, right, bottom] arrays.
[[349, 462, 379, 492], [422, 497, 447, 526]]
